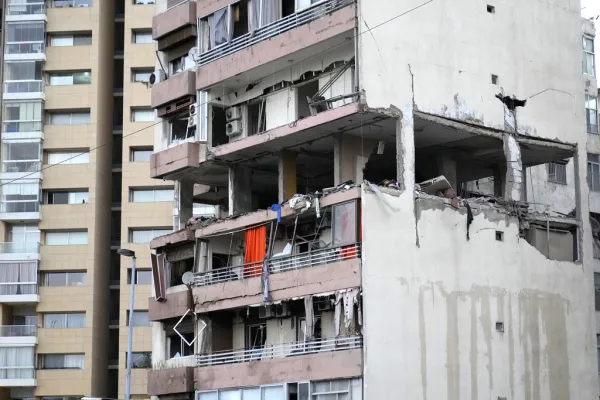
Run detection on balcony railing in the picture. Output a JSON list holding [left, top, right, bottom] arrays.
[[197, 336, 362, 366], [0, 242, 40, 254], [5, 80, 44, 94], [0, 367, 35, 379], [2, 160, 41, 173], [194, 243, 360, 286], [0, 325, 36, 337], [6, 41, 45, 55], [0, 283, 38, 296], [0, 201, 40, 213], [197, 0, 354, 66], [153, 354, 196, 370], [3, 120, 43, 133], [7, 3, 45, 15]]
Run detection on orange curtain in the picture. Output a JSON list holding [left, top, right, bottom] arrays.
[[243, 225, 266, 278]]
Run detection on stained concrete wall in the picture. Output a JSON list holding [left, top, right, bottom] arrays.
[[361, 187, 597, 399]]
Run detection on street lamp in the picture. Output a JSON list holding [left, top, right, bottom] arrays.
[[118, 248, 136, 400]]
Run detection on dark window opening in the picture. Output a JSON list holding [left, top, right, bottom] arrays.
[[491, 74, 498, 85], [232, 1, 249, 39], [495, 231, 504, 241], [211, 106, 228, 147], [170, 258, 194, 287], [48, 192, 68, 205], [296, 81, 319, 119], [487, 5, 495, 13], [282, 0, 295, 17]]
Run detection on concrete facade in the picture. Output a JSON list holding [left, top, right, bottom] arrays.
[[146, 0, 598, 398]]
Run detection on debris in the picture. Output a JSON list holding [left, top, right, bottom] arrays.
[[418, 175, 452, 196], [495, 94, 527, 110]]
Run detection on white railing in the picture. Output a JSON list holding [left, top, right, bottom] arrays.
[[0, 242, 40, 254], [2, 160, 41, 173], [6, 41, 45, 55], [197, 336, 362, 366], [7, 3, 45, 15], [194, 243, 360, 286], [0, 367, 35, 379], [3, 120, 43, 133], [0, 283, 38, 296], [153, 354, 196, 370], [0, 325, 36, 337], [197, 0, 354, 66], [5, 80, 44, 94]]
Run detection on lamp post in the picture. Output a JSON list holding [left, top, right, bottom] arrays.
[[117, 248, 136, 400]]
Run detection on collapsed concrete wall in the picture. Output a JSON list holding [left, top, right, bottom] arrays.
[[361, 186, 597, 400]]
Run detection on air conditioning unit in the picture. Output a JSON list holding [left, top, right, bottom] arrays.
[[149, 70, 166, 86], [317, 300, 332, 312], [226, 106, 242, 122], [258, 305, 273, 319], [274, 303, 290, 318], [226, 120, 242, 137], [189, 103, 198, 117], [187, 115, 196, 128]]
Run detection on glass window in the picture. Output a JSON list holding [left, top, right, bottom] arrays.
[[8, 224, 40, 244], [131, 109, 154, 122], [42, 354, 84, 369], [2, 141, 41, 173], [129, 228, 171, 243], [48, 112, 91, 124], [6, 22, 45, 54], [43, 313, 85, 328], [47, 151, 90, 164], [169, 116, 195, 144], [547, 161, 567, 185], [131, 188, 174, 203], [129, 352, 152, 368], [584, 36, 595, 76], [333, 201, 357, 245], [3, 101, 43, 133], [134, 0, 155, 4], [50, 34, 91, 47], [129, 311, 151, 327], [134, 270, 152, 285], [131, 148, 153, 162], [589, 153, 600, 192], [1, 182, 40, 213], [5, 61, 43, 81], [46, 191, 88, 204], [53, 0, 93, 7], [46, 231, 88, 245], [133, 30, 153, 44], [586, 94, 598, 134], [132, 69, 152, 82]]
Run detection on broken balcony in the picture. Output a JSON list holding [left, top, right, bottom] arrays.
[[152, 0, 197, 52], [195, 0, 356, 90]]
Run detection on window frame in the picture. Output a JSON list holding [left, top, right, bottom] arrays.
[[132, 30, 153, 44], [41, 353, 85, 370], [47, 151, 90, 165], [586, 94, 598, 134], [589, 153, 600, 192], [42, 312, 86, 328], [128, 228, 172, 243], [45, 230, 88, 245], [584, 36, 596, 77], [131, 68, 153, 83], [42, 271, 87, 286], [131, 108, 155, 122], [130, 147, 153, 162], [128, 310, 151, 327], [547, 161, 567, 185], [130, 187, 174, 203]]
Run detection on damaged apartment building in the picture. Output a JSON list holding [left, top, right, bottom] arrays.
[[144, 0, 599, 398]]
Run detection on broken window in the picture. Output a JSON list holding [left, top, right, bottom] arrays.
[[246, 323, 266, 352], [210, 105, 228, 146], [591, 213, 600, 259], [332, 201, 357, 246], [232, 1, 249, 39], [547, 161, 567, 184], [166, 318, 195, 358], [296, 80, 319, 120], [588, 153, 600, 192], [246, 100, 266, 136], [169, 115, 195, 145], [584, 36, 595, 76], [586, 94, 597, 134]]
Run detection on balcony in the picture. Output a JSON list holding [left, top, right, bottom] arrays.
[[0, 242, 40, 259], [0, 325, 37, 346], [5, 41, 46, 61], [4, 80, 45, 100], [196, 0, 356, 90], [152, 0, 196, 51], [0, 367, 36, 387], [2, 120, 43, 138], [151, 69, 196, 110], [0, 201, 41, 222], [150, 141, 201, 180], [194, 337, 362, 390], [0, 282, 39, 304], [6, 2, 46, 21], [1, 160, 41, 174]]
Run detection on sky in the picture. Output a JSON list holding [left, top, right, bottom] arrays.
[[582, 0, 600, 86]]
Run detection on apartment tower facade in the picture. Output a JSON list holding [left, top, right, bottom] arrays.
[[0, 0, 170, 400], [147, 0, 600, 399]]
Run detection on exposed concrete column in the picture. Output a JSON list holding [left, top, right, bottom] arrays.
[[278, 150, 297, 203], [228, 165, 252, 215], [173, 180, 194, 230], [151, 321, 166, 367], [194, 239, 209, 273], [437, 155, 458, 189], [396, 115, 414, 191], [503, 134, 523, 201], [493, 165, 506, 198], [334, 133, 377, 185]]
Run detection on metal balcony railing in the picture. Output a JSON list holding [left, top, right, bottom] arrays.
[[0, 242, 40, 254], [6, 41, 45, 55], [0, 325, 37, 337], [0, 367, 35, 379], [3, 120, 43, 133], [2, 160, 41, 173], [197, 0, 354, 67], [7, 2, 45, 15], [197, 335, 362, 366], [5, 80, 44, 94], [194, 243, 360, 286], [0, 201, 40, 213], [0, 283, 38, 296]]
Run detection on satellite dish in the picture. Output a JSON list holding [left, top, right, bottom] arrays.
[[188, 47, 199, 61], [182, 271, 195, 286]]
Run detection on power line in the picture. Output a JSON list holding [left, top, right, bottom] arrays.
[[0, 0, 434, 188]]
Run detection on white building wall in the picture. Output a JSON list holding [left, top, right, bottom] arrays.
[[361, 187, 597, 400]]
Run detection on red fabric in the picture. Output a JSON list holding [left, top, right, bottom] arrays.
[[243, 225, 266, 278]]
